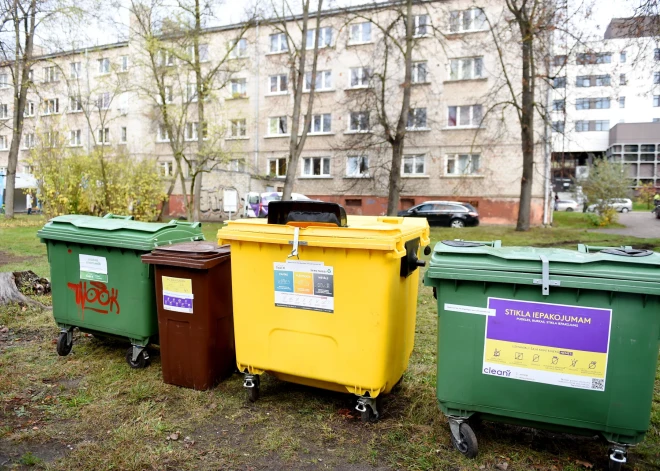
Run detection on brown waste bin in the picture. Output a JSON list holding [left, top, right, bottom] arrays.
[[142, 242, 235, 390]]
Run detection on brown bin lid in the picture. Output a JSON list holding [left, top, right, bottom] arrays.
[[142, 241, 230, 269]]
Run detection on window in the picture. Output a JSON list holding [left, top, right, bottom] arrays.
[[553, 55, 567, 66], [619, 97, 626, 108], [229, 38, 248, 58], [27, 69, 33, 82], [44, 66, 58, 83], [161, 85, 174, 104], [268, 157, 287, 177], [187, 83, 198, 102], [44, 132, 59, 148], [159, 161, 174, 177], [302, 156, 330, 177], [306, 27, 333, 49], [309, 113, 331, 133], [407, 108, 427, 129], [0, 136, 7, 150], [0, 104, 7, 119], [159, 50, 175, 67], [98, 127, 110, 144], [620, 73, 627, 85], [157, 124, 170, 142], [576, 75, 611, 87], [24, 101, 35, 117], [69, 129, 81, 147], [655, 48, 660, 61], [120, 56, 129, 72], [349, 22, 371, 44], [412, 61, 428, 83], [552, 99, 565, 111], [23, 133, 35, 149], [575, 120, 609, 132], [446, 154, 480, 175], [269, 33, 288, 53], [228, 159, 246, 172], [268, 116, 288, 135], [349, 67, 371, 88], [98, 58, 110, 74], [413, 15, 429, 36], [551, 121, 565, 133], [575, 98, 610, 110], [97, 92, 110, 110], [230, 78, 247, 97], [349, 111, 369, 132], [449, 8, 486, 33], [43, 98, 59, 115], [185, 122, 199, 141], [620, 52, 627, 63], [553, 76, 566, 88], [269, 74, 288, 94], [304, 70, 332, 91], [449, 57, 483, 80], [447, 104, 482, 127], [654, 72, 660, 84], [199, 44, 209, 62], [120, 127, 127, 143], [576, 52, 611, 64], [70, 62, 81, 79], [69, 96, 83, 112], [347, 155, 369, 177], [654, 96, 660, 107], [0, 74, 7, 88], [402, 155, 425, 175], [230, 119, 247, 138]]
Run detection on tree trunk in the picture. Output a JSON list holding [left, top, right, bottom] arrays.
[[0, 272, 50, 309], [515, 24, 535, 232], [192, 0, 204, 221], [386, 140, 404, 215], [4, 0, 36, 219]]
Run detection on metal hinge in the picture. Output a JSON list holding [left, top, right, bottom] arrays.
[[533, 255, 560, 295]]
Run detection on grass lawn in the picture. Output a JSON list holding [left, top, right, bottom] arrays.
[[1, 213, 659, 470]]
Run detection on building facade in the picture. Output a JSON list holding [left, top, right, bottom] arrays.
[[550, 17, 660, 188], [0, 0, 546, 224]]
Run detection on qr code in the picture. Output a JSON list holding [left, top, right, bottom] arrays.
[[591, 378, 605, 391]]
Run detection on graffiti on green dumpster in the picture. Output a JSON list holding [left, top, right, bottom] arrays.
[[67, 281, 120, 319]]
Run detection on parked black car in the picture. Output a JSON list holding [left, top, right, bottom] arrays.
[[397, 201, 479, 228]]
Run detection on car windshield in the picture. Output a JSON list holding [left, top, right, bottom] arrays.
[[262, 194, 281, 203], [247, 195, 260, 204]]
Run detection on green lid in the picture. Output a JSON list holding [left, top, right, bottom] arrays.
[[426, 240, 660, 295], [37, 214, 204, 251]]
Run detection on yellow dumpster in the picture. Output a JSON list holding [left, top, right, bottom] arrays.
[[218, 201, 430, 421]]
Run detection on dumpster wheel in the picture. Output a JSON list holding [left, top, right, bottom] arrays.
[[449, 422, 478, 458], [608, 445, 627, 471], [244, 374, 260, 403], [56, 331, 73, 356], [125, 347, 151, 369]]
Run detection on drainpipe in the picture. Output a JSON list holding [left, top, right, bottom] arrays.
[[253, 19, 260, 177]]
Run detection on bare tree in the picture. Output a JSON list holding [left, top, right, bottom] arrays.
[[0, 0, 82, 218]]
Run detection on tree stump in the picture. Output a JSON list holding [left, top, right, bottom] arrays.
[[0, 271, 51, 309]]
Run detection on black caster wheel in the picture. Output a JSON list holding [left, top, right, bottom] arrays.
[[450, 423, 478, 458], [125, 347, 150, 369], [56, 332, 72, 356], [247, 385, 259, 403], [360, 406, 377, 423], [609, 461, 622, 471]]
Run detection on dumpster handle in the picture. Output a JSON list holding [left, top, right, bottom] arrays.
[[577, 244, 635, 254], [532, 255, 560, 295], [168, 220, 202, 229], [287, 226, 300, 259], [103, 213, 134, 220]]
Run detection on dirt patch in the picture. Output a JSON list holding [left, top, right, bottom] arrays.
[[0, 252, 36, 269], [0, 438, 69, 469]]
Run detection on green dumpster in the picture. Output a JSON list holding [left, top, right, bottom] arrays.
[[424, 241, 660, 469], [37, 214, 204, 368]]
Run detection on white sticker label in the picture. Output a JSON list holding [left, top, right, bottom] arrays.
[[79, 254, 108, 283], [444, 303, 495, 316]]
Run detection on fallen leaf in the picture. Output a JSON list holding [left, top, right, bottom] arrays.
[[575, 460, 593, 469], [0, 327, 8, 333], [495, 463, 508, 471], [168, 433, 179, 441]]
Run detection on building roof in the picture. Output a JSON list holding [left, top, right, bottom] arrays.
[[604, 16, 660, 39], [609, 122, 660, 145]]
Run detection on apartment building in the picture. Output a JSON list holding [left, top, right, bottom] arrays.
[[0, 0, 546, 224], [550, 17, 660, 187]]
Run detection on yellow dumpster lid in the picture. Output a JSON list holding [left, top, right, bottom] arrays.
[[218, 216, 430, 255]]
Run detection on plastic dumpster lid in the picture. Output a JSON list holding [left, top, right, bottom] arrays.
[[427, 240, 660, 284], [142, 242, 230, 270], [218, 215, 430, 254], [37, 214, 204, 251]]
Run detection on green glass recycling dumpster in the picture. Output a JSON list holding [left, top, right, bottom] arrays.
[[424, 241, 660, 470], [37, 214, 204, 368]]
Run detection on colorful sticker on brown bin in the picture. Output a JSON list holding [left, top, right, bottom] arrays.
[[162, 276, 194, 313]]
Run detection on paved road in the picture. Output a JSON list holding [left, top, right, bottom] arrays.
[[593, 211, 660, 238]]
